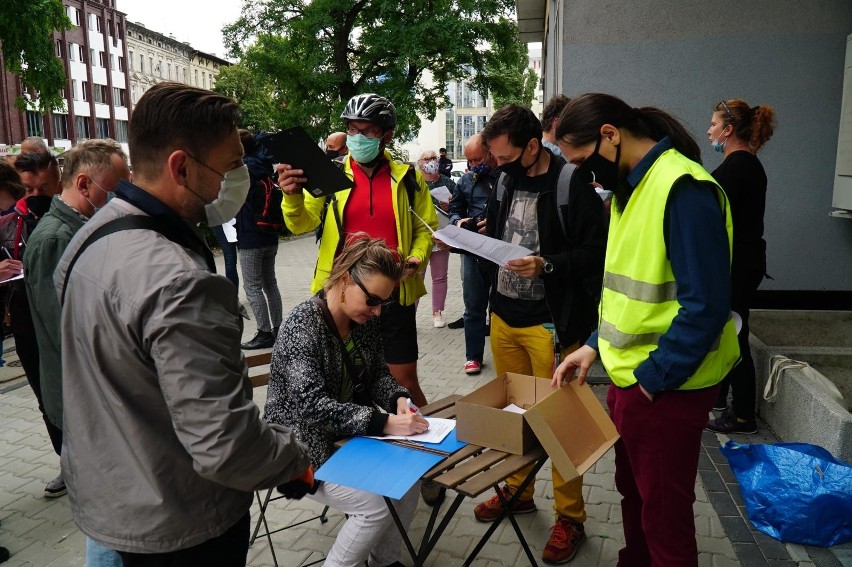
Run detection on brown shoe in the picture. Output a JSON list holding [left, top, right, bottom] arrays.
[[473, 485, 536, 522], [420, 479, 445, 506], [542, 516, 586, 564]]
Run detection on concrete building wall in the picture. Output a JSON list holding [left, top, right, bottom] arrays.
[[545, 0, 852, 293]]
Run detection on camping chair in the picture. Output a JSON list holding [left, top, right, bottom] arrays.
[[246, 350, 330, 567]]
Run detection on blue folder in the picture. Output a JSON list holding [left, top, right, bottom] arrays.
[[315, 437, 444, 499]]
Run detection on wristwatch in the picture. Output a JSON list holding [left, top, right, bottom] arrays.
[[542, 258, 554, 274]]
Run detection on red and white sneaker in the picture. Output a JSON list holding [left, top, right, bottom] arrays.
[[464, 360, 482, 375]]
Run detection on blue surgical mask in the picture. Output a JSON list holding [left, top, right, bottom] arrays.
[[346, 134, 382, 164], [711, 136, 727, 153], [471, 163, 490, 175]]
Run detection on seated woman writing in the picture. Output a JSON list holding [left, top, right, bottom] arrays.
[[264, 233, 429, 567]]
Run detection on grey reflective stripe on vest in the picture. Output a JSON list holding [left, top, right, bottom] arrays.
[[599, 320, 663, 349], [603, 272, 678, 303], [496, 161, 576, 239], [600, 317, 729, 350]]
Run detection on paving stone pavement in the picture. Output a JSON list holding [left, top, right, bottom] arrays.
[[0, 235, 842, 566]]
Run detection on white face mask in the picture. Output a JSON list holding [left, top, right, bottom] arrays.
[[205, 165, 250, 226], [421, 160, 439, 175]]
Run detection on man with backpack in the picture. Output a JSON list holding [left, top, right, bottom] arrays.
[[472, 104, 607, 564], [277, 93, 437, 408], [237, 129, 284, 350]]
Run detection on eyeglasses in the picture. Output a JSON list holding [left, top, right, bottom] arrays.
[[350, 270, 394, 307], [719, 100, 734, 122], [346, 125, 384, 139]]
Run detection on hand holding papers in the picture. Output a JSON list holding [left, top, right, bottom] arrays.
[[409, 207, 532, 266]]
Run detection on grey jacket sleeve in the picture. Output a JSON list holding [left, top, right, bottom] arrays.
[[146, 270, 310, 492]]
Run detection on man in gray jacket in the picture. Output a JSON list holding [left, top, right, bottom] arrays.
[[55, 82, 311, 566]]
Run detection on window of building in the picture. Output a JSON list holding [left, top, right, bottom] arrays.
[[72, 79, 78, 100], [52, 114, 69, 139], [96, 16, 103, 32], [113, 87, 126, 107], [96, 118, 110, 139], [26, 111, 43, 137], [128, 51, 133, 70], [202, 72, 206, 89], [75, 8, 81, 26], [75, 116, 90, 139], [168, 63, 172, 80], [119, 56, 125, 72], [158, 60, 163, 78], [55, 39, 63, 58], [79, 45, 86, 63], [194, 69, 198, 86], [141, 54, 145, 72], [99, 52, 106, 68], [131, 84, 137, 104], [90, 49, 95, 65], [93, 84, 108, 104], [82, 81, 89, 101], [110, 55, 115, 70], [117, 23, 123, 39], [69, 42, 75, 62], [115, 120, 128, 143]]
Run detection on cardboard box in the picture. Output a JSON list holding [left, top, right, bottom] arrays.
[[455, 373, 619, 482]]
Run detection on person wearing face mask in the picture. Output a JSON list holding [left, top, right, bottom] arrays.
[[0, 149, 63, 495], [541, 94, 571, 158], [552, 93, 740, 567], [704, 99, 775, 435], [235, 129, 284, 350], [445, 133, 499, 371], [22, 139, 130, 567], [277, 93, 438, 410], [416, 149, 456, 328], [54, 83, 310, 566], [325, 131, 348, 158], [472, 105, 606, 565], [438, 147, 453, 177]]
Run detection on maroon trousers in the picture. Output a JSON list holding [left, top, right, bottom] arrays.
[[607, 383, 719, 567]]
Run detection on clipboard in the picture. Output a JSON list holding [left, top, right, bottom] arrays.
[[258, 127, 354, 198]]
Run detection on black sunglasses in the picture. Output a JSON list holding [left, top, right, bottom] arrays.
[[350, 270, 394, 307], [719, 100, 734, 122]]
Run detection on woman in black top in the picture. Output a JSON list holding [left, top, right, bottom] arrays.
[[705, 99, 776, 434]]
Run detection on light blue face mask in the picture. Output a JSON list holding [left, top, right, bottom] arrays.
[[86, 178, 114, 216], [346, 133, 382, 164], [711, 127, 729, 153]]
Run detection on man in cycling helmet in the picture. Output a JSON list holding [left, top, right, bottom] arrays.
[[277, 93, 438, 408]]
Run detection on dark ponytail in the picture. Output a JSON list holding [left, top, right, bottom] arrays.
[[556, 93, 702, 164]]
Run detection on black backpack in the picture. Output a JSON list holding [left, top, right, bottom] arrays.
[[254, 176, 289, 236]]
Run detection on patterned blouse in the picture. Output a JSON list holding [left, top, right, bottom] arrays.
[[263, 299, 409, 468]]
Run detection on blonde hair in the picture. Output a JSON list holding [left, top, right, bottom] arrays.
[[324, 232, 405, 294], [60, 139, 127, 186]]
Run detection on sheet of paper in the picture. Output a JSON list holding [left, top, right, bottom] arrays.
[[429, 185, 452, 203], [433, 224, 532, 265], [315, 437, 443, 499], [0, 273, 23, 285], [503, 403, 526, 414], [367, 417, 455, 444]]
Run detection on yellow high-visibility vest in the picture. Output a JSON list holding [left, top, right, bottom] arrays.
[[599, 148, 739, 390]]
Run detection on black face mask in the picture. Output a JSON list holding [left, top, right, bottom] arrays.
[[579, 138, 618, 189], [325, 149, 340, 158], [25, 195, 53, 218], [499, 140, 539, 179]]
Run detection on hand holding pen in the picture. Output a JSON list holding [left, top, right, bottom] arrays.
[[0, 246, 23, 282], [386, 397, 429, 436]]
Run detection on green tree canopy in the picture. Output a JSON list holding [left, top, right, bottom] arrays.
[[223, 0, 533, 141], [0, 0, 71, 113]]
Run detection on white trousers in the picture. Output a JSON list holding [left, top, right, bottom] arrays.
[[308, 480, 419, 567]]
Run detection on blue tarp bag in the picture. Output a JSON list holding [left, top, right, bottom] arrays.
[[720, 440, 852, 547]]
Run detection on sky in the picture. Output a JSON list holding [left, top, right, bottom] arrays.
[[116, 0, 242, 58]]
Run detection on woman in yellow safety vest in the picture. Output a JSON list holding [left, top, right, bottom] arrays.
[[551, 93, 739, 567]]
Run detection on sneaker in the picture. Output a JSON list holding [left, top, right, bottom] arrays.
[[447, 317, 465, 329], [420, 479, 445, 506], [705, 410, 757, 434], [241, 330, 275, 350], [464, 360, 481, 375], [542, 516, 586, 564], [473, 485, 536, 522], [432, 310, 446, 328], [44, 474, 67, 498]]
